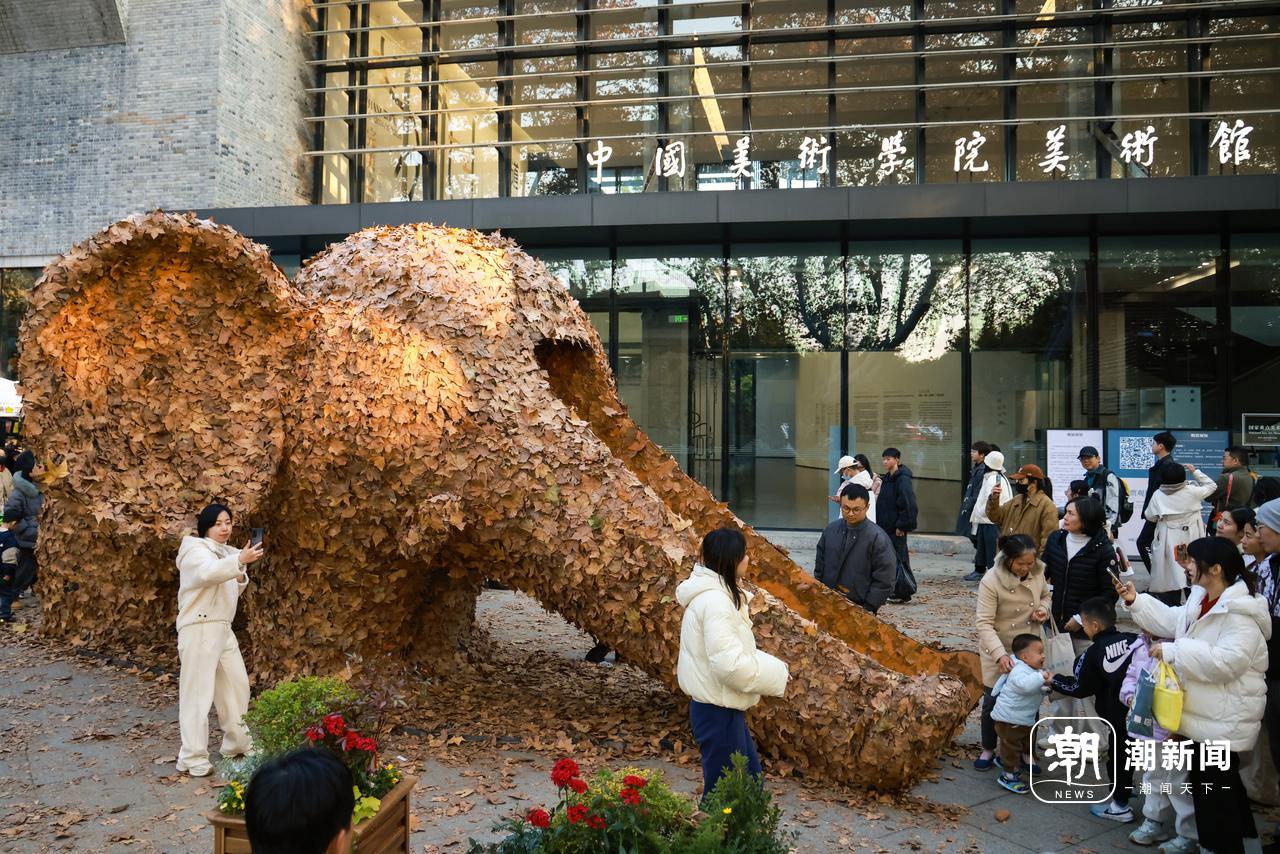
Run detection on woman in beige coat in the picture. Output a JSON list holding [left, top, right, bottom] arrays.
[[973, 533, 1051, 770]]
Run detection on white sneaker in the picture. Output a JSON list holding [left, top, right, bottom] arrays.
[[176, 760, 213, 777], [1129, 819, 1173, 846], [1090, 800, 1135, 823], [1157, 837, 1199, 854]]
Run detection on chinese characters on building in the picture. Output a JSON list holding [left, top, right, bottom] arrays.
[[578, 118, 1257, 186]]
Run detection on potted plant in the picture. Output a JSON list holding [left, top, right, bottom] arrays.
[[469, 753, 793, 853], [205, 676, 416, 854]]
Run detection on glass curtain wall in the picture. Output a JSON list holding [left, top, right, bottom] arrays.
[[528, 235, 1265, 530], [726, 246, 843, 528], [970, 239, 1087, 468], [847, 243, 964, 531], [1228, 236, 1280, 434], [311, 1, 1280, 200], [1097, 237, 1222, 428]]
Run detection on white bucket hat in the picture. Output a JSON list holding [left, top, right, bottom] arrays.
[[984, 450, 1006, 472], [834, 455, 856, 475]]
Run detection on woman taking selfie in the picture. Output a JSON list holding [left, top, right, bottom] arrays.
[[1113, 536, 1269, 854], [175, 503, 263, 777], [677, 527, 789, 796]]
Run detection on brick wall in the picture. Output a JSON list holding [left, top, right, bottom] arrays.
[[0, 0, 312, 263]]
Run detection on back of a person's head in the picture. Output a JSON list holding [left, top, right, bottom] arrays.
[[245, 748, 354, 854], [1080, 596, 1117, 628], [13, 450, 34, 477]]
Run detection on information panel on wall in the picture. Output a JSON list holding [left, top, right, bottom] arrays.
[[1047, 429, 1105, 511], [1105, 429, 1229, 559]]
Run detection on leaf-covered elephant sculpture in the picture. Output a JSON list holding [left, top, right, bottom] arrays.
[[20, 211, 980, 790]]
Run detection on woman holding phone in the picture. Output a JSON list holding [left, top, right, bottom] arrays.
[[175, 503, 263, 776], [1113, 536, 1269, 854]]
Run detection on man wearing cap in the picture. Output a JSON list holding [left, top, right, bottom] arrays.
[[986, 463, 1059, 551], [1079, 446, 1123, 537]]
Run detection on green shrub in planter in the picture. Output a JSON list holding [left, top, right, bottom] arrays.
[[241, 676, 357, 756]]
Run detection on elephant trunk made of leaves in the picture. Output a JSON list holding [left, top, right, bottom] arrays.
[[19, 212, 980, 790]]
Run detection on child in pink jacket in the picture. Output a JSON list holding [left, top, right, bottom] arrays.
[[1120, 631, 1197, 852]]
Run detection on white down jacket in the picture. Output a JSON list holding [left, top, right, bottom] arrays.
[[1124, 579, 1271, 750], [676, 564, 789, 711], [176, 536, 248, 631], [1144, 468, 1218, 593]]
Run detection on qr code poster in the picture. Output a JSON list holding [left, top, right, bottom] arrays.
[[1117, 436, 1154, 472], [1105, 431, 1157, 559]]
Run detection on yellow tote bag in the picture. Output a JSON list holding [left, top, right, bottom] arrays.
[[1152, 660, 1184, 732]]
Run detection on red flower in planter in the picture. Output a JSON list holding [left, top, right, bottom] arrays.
[[526, 808, 551, 829], [305, 726, 324, 742], [620, 787, 641, 806], [568, 778, 588, 794], [585, 814, 605, 830], [551, 758, 580, 789], [622, 775, 647, 789], [566, 805, 587, 825], [323, 714, 347, 737]]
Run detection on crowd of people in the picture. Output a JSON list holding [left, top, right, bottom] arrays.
[[812, 432, 1280, 853], [9, 417, 1280, 854], [0, 439, 44, 624]]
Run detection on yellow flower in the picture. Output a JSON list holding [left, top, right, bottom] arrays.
[[722, 807, 732, 815]]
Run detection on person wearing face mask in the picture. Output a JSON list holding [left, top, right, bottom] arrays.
[[175, 503, 264, 777], [1144, 463, 1217, 607], [1113, 536, 1270, 854], [985, 464, 1059, 552]]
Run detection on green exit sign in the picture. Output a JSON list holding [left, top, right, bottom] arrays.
[[669, 314, 688, 324]]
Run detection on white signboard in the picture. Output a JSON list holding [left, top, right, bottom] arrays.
[[1047, 429, 1104, 511]]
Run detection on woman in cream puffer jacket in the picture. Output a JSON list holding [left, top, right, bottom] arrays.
[[1116, 536, 1269, 854], [677, 527, 788, 797], [973, 534, 1051, 769], [174, 503, 263, 778]]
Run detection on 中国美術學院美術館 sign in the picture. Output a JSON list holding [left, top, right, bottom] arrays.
[[1242, 413, 1280, 447]]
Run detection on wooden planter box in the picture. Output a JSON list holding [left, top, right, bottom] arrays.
[[207, 774, 416, 854]]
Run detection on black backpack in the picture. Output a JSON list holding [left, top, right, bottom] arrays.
[[1094, 466, 1134, 524]]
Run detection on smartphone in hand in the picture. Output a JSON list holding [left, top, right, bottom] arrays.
[[251, 528, 265, 546]]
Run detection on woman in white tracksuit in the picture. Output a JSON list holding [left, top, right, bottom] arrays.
[[677, 527, 789, 798], [175, 503, 263, 776], [1113, 536, 1269, 854], [1145, 464, 1218, 605]]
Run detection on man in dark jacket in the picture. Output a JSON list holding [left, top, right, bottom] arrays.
[[815, 484, 897, 614], [876, 448, 918, 590], [958, 441, 992, 581], [4, 451, 43, 596], [1050, 596, 1139, 823], [1137, 431, 1180, 572]]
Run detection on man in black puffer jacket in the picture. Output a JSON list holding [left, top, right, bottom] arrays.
[[875, 448, 918, 602]]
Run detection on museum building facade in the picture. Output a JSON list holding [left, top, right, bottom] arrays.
[[2, 0, 1280, 530]]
